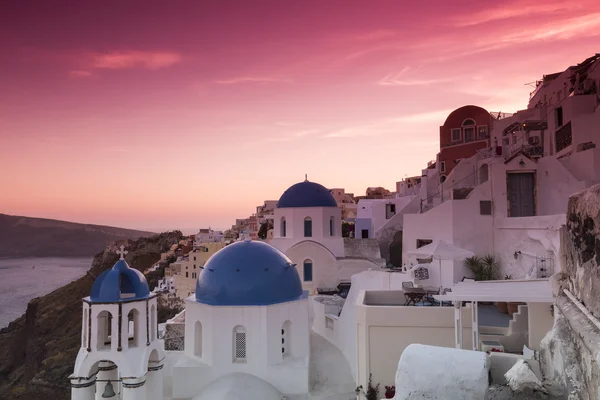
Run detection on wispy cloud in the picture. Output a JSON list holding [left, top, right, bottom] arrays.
[[69, 70, 93, 78], [90, 51, 182, 70], [264, 129, 319, 142], [214, 77, 293, 85], [453, 1, 591, 27], [378, 66, 456, 86]]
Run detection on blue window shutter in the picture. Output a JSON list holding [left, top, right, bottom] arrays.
[[329, 218, 334, 236], [304, 219, 312, 237], [282, 220, 286, 237], [303, 261, 313, 282]]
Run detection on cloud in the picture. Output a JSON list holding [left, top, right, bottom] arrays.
[[69, 70, 93, 78], [90, 51, 181, 70], [378, 66, 458, 86], [213, 77, 293, 85], [264, 129, 319, 142], [453, 1, 591, 27]]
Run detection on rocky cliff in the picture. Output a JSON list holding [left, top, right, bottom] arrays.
[[0, 231, 183, 400], [0, 213, 155, 257], [538, 184, 600, 399]]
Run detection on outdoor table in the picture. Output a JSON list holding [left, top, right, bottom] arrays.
[[424, 287, 440, 305], [404, 288, 427, 306]]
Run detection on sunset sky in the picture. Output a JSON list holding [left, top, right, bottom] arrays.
[[1, 0, 599, 232]]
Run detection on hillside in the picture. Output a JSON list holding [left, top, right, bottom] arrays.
[[0, 213, 154, 257], [0, 231, 184, 400]]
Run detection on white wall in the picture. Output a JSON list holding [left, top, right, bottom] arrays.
[[176, 297, 309, 398], [493, 215, 564, 279], [527, 302, 554, 351], [272, 206, 344, 257], [355, 291, 473, 391], [311, 269, 412, 380]]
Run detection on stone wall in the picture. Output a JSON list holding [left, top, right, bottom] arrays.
[[563, 184, 600, 317], [538, 183, 600, 399], [164, 323, 185, 351]]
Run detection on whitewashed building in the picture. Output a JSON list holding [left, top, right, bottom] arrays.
[[270, 179, 385, 293], [69, 247, 164, 400], [171, 240, 310, 399]]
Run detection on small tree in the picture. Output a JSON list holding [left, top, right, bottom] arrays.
[[366, 374, 380, 400], [257, 221, 273, 240], [342, 222, 355, 238]]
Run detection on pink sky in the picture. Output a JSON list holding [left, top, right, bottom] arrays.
[[1, 0, 599, 232]]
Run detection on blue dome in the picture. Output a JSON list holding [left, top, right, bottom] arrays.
[[90, 259, 150, 303], [195, 240, 303, 306], [277, 180, 337, 208]]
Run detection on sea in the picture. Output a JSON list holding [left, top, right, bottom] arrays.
[[0, 257, 92, 328]]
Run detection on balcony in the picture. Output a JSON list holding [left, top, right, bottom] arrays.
[[556, 122, 573, 153], [490, 112, 515, 120]]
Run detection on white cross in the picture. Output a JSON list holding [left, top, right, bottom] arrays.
[[116, 245, 128, 260]]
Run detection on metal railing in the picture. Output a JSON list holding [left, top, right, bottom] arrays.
[[556, 122, 573, 153], [490, 111, 515, 120]]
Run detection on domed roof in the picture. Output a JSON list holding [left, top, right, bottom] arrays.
[[192, 373, 282, 400], [277, 180, 337, 208], [195, 240, 303, 306], [90, 259, 150, 303]]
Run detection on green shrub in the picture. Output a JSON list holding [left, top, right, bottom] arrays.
[[464, 254, 499, 281]]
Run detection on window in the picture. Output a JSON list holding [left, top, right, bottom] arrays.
[[463, 119, 475, 142], [386, 203, 396, 219], [451, 128, 461, 142], [329, 217, 334, 236], [282, 320, 291, 357], [127, 309, 140, 348], [361, 229, 369, 239], [96, 310, 113, 351], [194, 321, 202, 357], [186, 272, 189, 278], [480, 201, 492, 215], [555, 107, 563, 127], [193, 256, 196, 261], [478, 126, 488, 139], [304, 217, 312, 237], [416, 239, 433, 248], [440, 161, 446, 173], [464, 127, 475, 142], [233, 326, 247, 362], [303, 260, 313, 282], [150, 305, 156, 342], [281, 217, 286, 237]]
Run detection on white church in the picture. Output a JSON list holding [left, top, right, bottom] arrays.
[[68, 179, 385, 400], [70, 242, 312, 400], [270, 179, 385, 293]]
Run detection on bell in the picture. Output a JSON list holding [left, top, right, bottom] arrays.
[[102, 380, 116, 398]]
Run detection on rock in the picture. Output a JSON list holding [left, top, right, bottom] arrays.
[[505, 360, 547, 395], [485, 385, 561, 400], [394, 344, 490, 399]]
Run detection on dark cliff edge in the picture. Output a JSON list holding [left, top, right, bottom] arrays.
[[0, 213, 155, 257], [0, 231, 184, 400]]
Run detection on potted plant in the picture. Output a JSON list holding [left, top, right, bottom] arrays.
[[385, 385, 396, 399], [366, 374, 380, 400]]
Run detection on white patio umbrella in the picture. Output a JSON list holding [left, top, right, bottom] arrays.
[[406, 240, 475, 293]]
